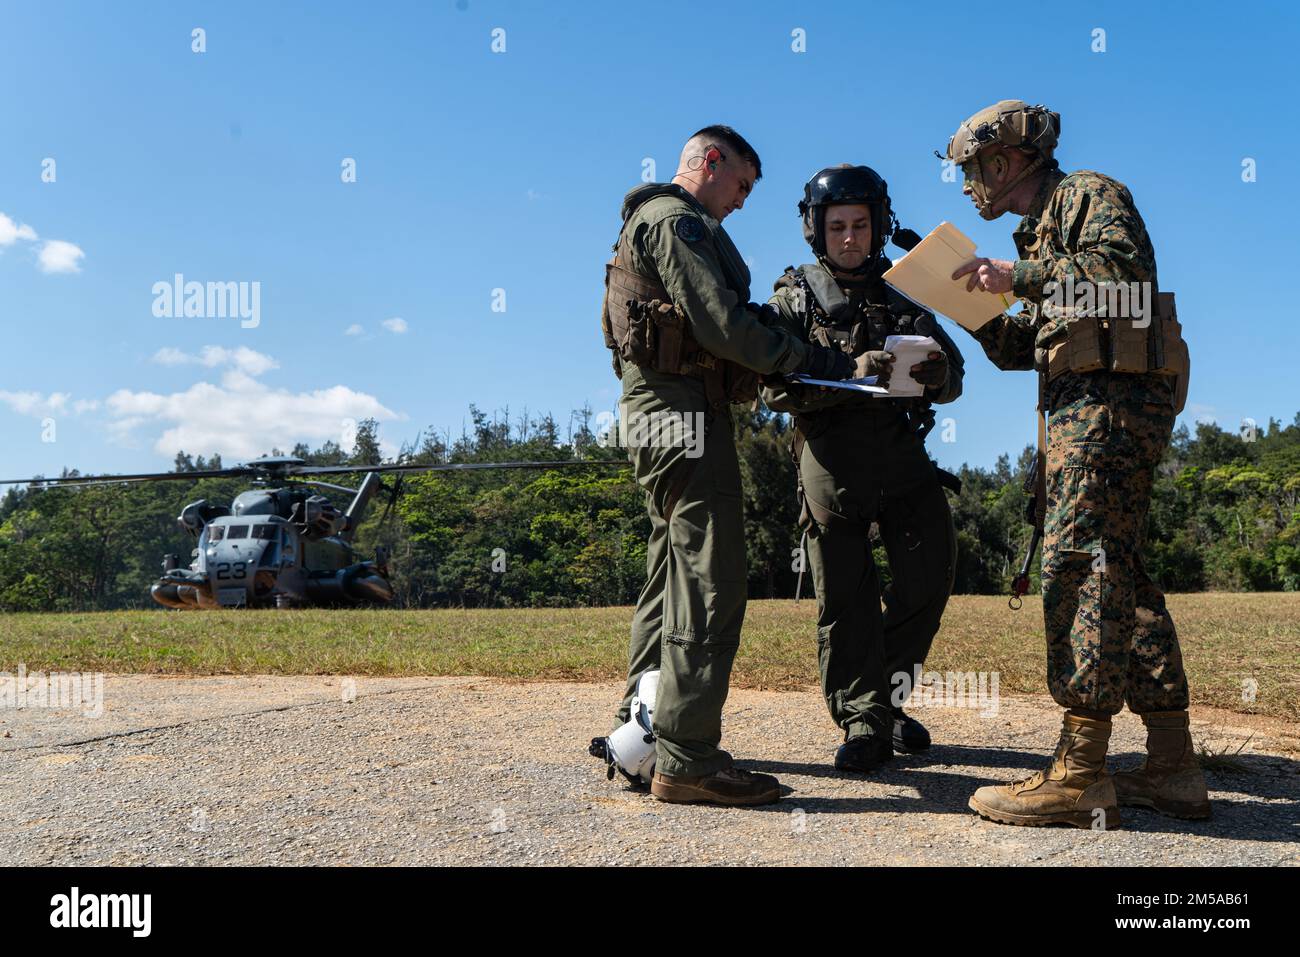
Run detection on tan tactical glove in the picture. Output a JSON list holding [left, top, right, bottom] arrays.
[[854, 350, 895, 385]]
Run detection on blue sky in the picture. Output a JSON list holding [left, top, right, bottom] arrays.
[[2, 0, 1296, 480]]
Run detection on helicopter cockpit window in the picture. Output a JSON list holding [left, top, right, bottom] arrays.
[[226, 525, 249, 540], [253, 524, 277, 540], [207, 525, 225, 542]]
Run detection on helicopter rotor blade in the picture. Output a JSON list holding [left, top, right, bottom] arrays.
[[282, 478, 362, 496], [0, 467, 257, 488], [0, 458, 628, 490], [290, 460, 628, 477]]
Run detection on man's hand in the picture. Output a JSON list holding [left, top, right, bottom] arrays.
[[855, 350, 895, 385], [910, 351, 948, 389], [952, 257, 1015, 294], [805, 345, 855, 381]]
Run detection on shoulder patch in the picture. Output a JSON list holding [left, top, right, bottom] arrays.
[[674, 216, 705, 243]]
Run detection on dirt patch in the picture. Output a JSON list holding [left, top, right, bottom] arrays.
[[0, 675, 1295, 866]]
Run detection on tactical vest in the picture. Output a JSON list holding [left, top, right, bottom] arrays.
[[1024, 173, 1190, 414], [776, 261, 965, 390], [778, 262, 965, 530], [599, 186, 758, 408]]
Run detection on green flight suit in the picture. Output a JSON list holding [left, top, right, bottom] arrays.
[[609, 183, 815, 777], [761, 262, 961, 742]]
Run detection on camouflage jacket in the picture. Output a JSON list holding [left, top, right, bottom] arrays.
[[971, 168, 1158, 375]]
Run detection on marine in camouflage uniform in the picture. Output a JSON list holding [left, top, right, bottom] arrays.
[[597, 127, 859, 806], [942, 101, 1207, 828], [760, 165, 963, 773]]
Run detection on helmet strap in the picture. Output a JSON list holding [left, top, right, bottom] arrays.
[[976, 151, 1045, 218], [818, 250, 887, 279]]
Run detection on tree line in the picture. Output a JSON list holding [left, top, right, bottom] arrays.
[[1, 407, 1297, 611]]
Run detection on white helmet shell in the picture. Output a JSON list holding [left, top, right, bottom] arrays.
[[605, 670, 660, 784], [635, 669, 659, 731]]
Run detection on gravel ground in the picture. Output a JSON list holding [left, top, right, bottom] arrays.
[[1, 675, 1296, 866]]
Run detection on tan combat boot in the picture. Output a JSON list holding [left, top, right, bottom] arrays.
[[1112, 710, 1211, 819], [968, 711, 1121, 830]]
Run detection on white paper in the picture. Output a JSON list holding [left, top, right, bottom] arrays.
[[876, 334, 940, 398]]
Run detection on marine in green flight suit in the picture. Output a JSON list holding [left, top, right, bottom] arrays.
[[597, 127, 863, 806], [760, 165, 963, 773]]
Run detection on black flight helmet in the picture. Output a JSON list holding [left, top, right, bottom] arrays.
[[798, 165, 895, 266]]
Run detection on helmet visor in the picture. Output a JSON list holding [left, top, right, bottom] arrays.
[[806, 166, 886, 208]]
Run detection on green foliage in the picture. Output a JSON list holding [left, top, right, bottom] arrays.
[[2, 407, 1298, 610], [1145, 418, 1300, 591]]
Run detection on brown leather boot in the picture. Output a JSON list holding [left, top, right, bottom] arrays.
[[1112, 710, 1211, 819], [651, 766, 781, 806], [969, 711, 1121, 830]]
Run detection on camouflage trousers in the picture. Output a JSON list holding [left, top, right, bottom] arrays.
[[1042, 372, 1190, 715], [613, 365, 746, 778]]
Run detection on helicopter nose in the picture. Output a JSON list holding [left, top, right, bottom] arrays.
[[207, 541, 271, 606]]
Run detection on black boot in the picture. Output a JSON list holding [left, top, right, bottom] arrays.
[[892, 709, 931, 754], [835, 735, 894, 773]]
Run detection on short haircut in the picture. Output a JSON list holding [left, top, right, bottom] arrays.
[[687, 124, 763, 181]]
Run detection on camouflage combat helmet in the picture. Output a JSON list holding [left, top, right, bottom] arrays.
[[798, 164, 894, 270], [940, 100, 1060, 219]]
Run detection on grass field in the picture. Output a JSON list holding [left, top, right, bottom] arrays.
[[1, 593, 1296, 719]]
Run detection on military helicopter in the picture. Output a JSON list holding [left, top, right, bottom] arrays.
[[0, 455, 624, 609]]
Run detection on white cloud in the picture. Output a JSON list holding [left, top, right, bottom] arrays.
[[0, 212, 38, 246], [381, 317, 408, 334], [0, 391, 98, 418], [103, 376, 404, 461], [38, 239, 85, 274], [103, 415, 148, 449], [345, 323, 364, 336], [0, 390, 92, 418], [4, 346, 404, 464], [202, 345, 278, 376], [151, 345, 279, 377], [0, 390, 71, 416], [1, 213, 83, 275], [152, 347, 190, 366], [217, 369, 260, 390]]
